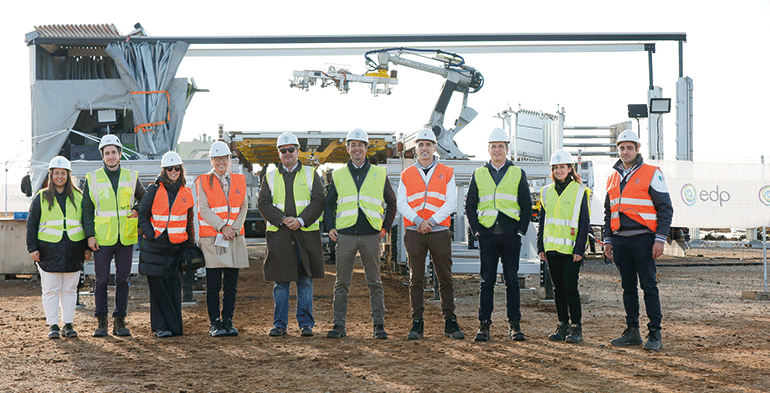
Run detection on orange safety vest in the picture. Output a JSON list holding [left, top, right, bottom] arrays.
[[607, 163, 658, 232], [401, 163, 453, 227], [150, 183, 194, 243], [196, 173, 247, 237]]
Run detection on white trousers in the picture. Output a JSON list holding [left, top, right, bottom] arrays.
[[36, 264, 80, 325]]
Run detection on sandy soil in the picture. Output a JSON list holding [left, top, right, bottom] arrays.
[[1, 242, 769, 393]]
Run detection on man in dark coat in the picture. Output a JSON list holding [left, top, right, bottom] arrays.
[[257, 132, 325, 337]]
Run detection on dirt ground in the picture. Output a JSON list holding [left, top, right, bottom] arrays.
[[2, 242, 769, 393]]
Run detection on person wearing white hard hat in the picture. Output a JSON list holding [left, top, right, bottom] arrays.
[[82, 134, 146, 337], [536, 149, 591, 344], [137, 151, 195, 338], [465, 128, 532, 342], [397, 126, 465, 340], [604, 129, 673, 351], [196, 140, 249, 337], [26, 156, 91, 339], [322, 129, 397, 339], [258, 132, 325, 337]]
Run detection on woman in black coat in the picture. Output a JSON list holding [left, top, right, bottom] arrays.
[[27, 157, 91, 339], [138, 152, 195, 338]]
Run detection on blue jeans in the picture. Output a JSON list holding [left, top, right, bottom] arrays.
[[478, 234, 522, 322], [273, 275, 314, 330]]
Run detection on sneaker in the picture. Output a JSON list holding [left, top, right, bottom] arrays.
[[643, 328, 662, 351], [209, 319, 228, 337], [222, 319, 239, 337], [373, 325, 388, 339], [565, 324, 583, 343], [548, 322, 569, 342], [326, 325, 346, 338], [474, 320, 491, 342], [610, 327, 643, 346], [93, 316, 108, 337], [444, 317, 465, 339], [112, 316, 131, 337], [62, 323, 78, 338], [406, 318, 424, 340], [269, 326, 287, 337], [508, 319, 526, 341], [155, 329, 173, 338], [300, 326, 314, 337], [48, 324, 60, 339]]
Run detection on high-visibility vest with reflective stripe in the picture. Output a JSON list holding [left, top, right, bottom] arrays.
[[607, 163, 658, 232], [150, 183, 194, 243], [196, 173, 247, 238], [401, 163, 453, 227], [541, 181, 588, 254], [86, 168, 138, 246], [37, 189, 85, 243], [332, 165, 386, 231], [265, 165, 319, 232], [474, 165, 522, 228]]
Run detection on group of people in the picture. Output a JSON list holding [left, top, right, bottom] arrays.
[[27, 126, 672, 351]]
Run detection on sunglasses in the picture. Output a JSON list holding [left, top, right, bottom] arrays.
[[166, 166, 182, 172], [279, 147, 296, 154]]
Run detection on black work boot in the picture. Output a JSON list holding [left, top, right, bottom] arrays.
[[373, 325, 388, 339], [565, 324, 583, 343], [548, 322, 570, 342], [643, 328, 662, 351], [508, 319, 525, 341], [113, 316, 131, 337], [407, 318, 424, 340], [62, 323, 78, 338], [326, 324, 346, 339], [444, 317, 465, 339], [93, 316, 108, 337], [474, 320, 491, 342], [223, 318, 239, 337], [610, 327, 643, 346]]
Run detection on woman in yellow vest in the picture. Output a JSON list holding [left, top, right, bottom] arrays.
[[26, 156, 90, 339], [537, 150, 591, 343], [138, 152, 195, 338]]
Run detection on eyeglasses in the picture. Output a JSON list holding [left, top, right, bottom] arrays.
[[279, 147, 296, 154], [166, 165, 182, 172], [211, 156, 230, 163]]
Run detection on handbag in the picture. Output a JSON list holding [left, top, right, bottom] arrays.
[[178, 244, 206, 272]]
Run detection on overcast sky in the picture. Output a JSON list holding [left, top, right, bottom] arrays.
[[2, 0, 768, 183]]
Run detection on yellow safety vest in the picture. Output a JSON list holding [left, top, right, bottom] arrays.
[[265, 165, 319, 232], [475, 165, 522, 228], [332, 165, 386, 231], [541, 181, 588, 254], [86, 168, 139, 246], [37, 189, 85, 243]]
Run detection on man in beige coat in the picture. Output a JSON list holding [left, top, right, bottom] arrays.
[[196, 141, 249, 337], [258, 132, 324, 337]]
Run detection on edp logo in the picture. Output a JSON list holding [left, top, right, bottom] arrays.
[[680, 184, 731, 207]]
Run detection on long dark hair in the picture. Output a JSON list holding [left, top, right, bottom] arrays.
[[550, 164, 581, 184], [160, 166, 187, 186], [43, 169, 80, 211]]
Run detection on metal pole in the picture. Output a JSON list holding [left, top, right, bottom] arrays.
[[763, 226, 767, 292], [4, 162, 8, 217]]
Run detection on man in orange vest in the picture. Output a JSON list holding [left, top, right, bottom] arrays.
[[603, 130, 673, 351], [397, 127, 464, 340]]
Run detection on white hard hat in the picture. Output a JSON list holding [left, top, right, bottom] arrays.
[[488, 128, 509, 143], [160, 151, 183, 167], [415, 127, 437, 143], [48, 156, 71, 171], [549, 149, 575, 166], [276, 132, 300, 147], [346, 128, 369, 144], [99, 134, 122, 150], [209, 141, 231, 158], [616, 130, 641, 146]]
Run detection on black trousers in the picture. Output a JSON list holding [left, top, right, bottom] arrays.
[[206, 267, 239, 324], [612, 233, 662, 330], [147, 275, 183, 335], [546, 252, 582, 325]]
